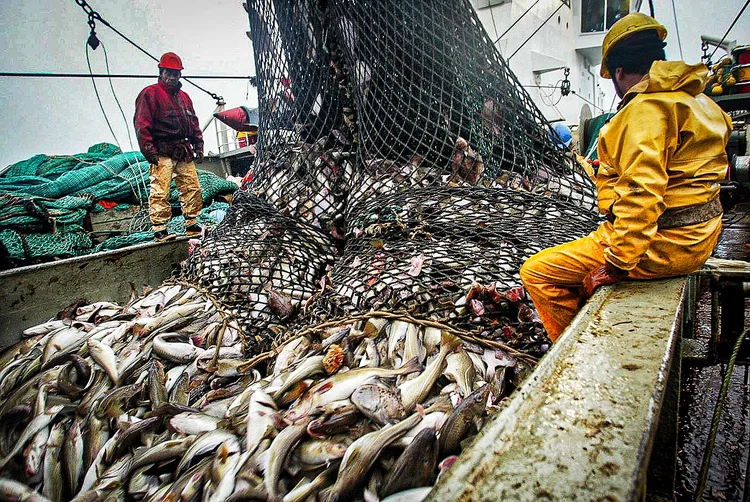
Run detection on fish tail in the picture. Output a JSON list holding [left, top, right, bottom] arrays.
[[441, 331, 463, 353], [398, 356, 424, 375]]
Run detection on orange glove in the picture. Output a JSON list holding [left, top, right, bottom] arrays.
[[582, 263, 628, 297]]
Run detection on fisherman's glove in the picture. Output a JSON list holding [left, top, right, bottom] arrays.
[[145, 153, 160, 165], [582, 262, 628, 297], [195, 151, 204, 164]]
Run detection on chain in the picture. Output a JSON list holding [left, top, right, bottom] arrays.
[[560, 67, 571, 97], [75, 0, 102, 49], [701, 40, 711, 66]]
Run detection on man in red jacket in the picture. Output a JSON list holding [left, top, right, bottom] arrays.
[[134, 52, 204, 242]]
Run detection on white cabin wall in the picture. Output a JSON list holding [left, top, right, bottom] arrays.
[[473, 0, 614, 136]]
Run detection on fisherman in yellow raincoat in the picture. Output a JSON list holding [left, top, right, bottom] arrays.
[[520, 13, 732, 341]]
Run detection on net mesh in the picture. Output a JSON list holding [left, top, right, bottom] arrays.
[[181, 0, 601, 353]]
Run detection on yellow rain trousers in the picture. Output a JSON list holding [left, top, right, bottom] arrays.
[[521, 61, 732, 341], [148, 155, 203, 232]]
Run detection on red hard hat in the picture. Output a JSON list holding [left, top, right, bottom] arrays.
[[158, 52, 184, 71]]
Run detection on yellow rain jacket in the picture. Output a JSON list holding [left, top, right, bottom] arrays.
[[597, 61, 732, 273], [521, 61, 731, 341]]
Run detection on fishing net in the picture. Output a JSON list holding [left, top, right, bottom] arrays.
[[181, 0, 601, 353], [180, 191, 338, 352], [0, 144, 238, 265]]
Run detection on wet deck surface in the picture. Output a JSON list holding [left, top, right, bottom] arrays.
[[676, 202, 750, 501]]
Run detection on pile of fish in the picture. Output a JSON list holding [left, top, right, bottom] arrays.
[[0, 282, 535, 501]]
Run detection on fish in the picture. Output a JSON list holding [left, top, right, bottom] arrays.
[[140, 303, 204, 337], [380, 427, 438, 497], [0, 404, 64, 471], [87, 339, 119, 385], [245, 389, 281, 455], [328, 411, 423, 501], [169, 412, 221, 436], [351, 382, 406, 425], [307, 404, 363, 438], [272, 355, 325, 400], [444, 348, 476, 397], [0, 477, 54, 502], [273, 337, 311, 376], [42, 421, 65, 502], [286, 357, 422, 422], [131, 437, 195, 471], [380, 487, 433, 502], [438, 384, 490, 456], [264, 418, 311, 501], [42, 326, 87, 366], [293, 435, 352, 468], [175, 429, 239, 476], [152, 333, 205, 364], [398, 332, 462, 412], [402, 323, 425, 366], [63, 418, 85, 496], [282, 467, 334, 502], [207, 449, 251, 502], [387, 320, 409, 365], [23, 425, 50, 483]]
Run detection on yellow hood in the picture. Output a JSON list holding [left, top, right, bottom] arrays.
[[624, 61, 708, 101]]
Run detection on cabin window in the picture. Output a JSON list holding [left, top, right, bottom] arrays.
[[581, 0, 628, 32]]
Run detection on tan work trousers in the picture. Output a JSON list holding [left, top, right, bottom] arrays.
[[148, 155, 203, 232], [520, 220, 720, 341]]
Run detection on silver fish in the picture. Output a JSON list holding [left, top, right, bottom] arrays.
[[23, 425, 50, 483], [175, 429, 239, 476], [87, 339, 119, 385], [152, 333, 205, 363], [293, 435, 352, 468], [42, 421, 65, 502], [328, 412, 423, 501], [169, 412, 221, 436], [402, 323, 425, 366], [273, 355, 325, 400], [273, 337, 311, 376], [63, 419, 85, 496], [0, 404, 63, 470], [131, 437, 195, 471], [246, 389, 281, 455], [264, 417, 311, 501], [282, 467, 334, 502], [398, 333, 461, 412], [445, 348, 476, 397], [0, 477, 54, 502], [286, 357, 422, 422]]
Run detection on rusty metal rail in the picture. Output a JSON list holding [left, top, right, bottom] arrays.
[[428, 277, 687, 502]]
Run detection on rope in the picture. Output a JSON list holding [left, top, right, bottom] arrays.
[[695, 327, 749, 501], [85, 41, 120, 149], [708, 0, 750, 62], [507, 1, 567, 61], [0, 72, 256, 80], [164, 278, 249, 351], [292, 310, 539, 366], [493, 0, 541, 46], [100, 41, 134, 152], [73, 0, 225, 104]]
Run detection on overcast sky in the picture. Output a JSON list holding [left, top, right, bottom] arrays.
[[0, 0, 747, 169]]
